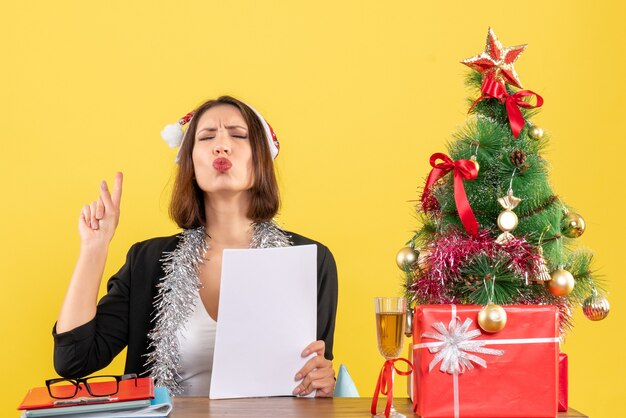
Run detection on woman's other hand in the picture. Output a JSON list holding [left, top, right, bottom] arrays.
[[293, 340, 335, 397], [79, 172, 123, 247]]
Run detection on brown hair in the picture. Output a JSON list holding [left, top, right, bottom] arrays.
[[169, 96, 280, 229]]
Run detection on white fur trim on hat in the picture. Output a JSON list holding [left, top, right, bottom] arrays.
[[245, 104, 280, 160], [161, 101, 279, 163]]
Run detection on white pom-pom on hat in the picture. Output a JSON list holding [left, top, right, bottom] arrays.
[[161, 111, 195, 159], [161, 123, 184, 148]]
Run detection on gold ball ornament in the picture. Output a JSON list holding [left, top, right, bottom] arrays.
[[528, 125, 544, 140], [396, 246, 419, 269], [477, 303, 508, 333], [562, 212, 586, 238], [582, 294, 610, 321], [548, 268, 575, 296]]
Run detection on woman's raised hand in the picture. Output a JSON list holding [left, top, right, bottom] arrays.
[[56, 172, 124, 333], [79, 172, 123, 247]]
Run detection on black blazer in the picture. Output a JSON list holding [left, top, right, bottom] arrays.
[[53, 231, 338, 378]]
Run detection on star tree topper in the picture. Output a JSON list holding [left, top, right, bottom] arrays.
[[462, 28, 527, 89]]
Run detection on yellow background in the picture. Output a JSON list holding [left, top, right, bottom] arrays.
[[1, 1, 624, 417]]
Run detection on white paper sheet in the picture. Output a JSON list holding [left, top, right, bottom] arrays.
[[209, 245, 317, 399]]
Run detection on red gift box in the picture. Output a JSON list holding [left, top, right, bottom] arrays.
[[558, 353, 568, 412], [412, 305, 559, 418]]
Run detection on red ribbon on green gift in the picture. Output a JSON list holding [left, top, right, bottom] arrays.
[[421, 153, 479, 236], [471, 74, 544, 138], [371, 358, 413, 418]]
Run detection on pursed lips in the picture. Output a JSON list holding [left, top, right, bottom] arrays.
[[212, 158, 232, 173]]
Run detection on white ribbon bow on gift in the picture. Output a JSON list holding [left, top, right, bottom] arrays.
[[421, 317, 505, 374]]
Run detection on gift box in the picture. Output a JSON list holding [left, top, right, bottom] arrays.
[[558, 353, 568, 412], [412, 304, 559, 418]]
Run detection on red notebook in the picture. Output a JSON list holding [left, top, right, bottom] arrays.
[[18, 377, 154, 410]]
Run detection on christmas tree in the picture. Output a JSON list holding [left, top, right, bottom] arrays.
[[400, 28, 609, 334]]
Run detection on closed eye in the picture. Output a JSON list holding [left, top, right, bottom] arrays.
[[197, 135, 247, 140]]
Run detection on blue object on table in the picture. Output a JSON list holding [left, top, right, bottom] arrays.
[[152, 386, 170, 406], [334, 364, 360, 397]]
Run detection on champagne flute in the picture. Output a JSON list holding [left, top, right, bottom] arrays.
[[374, 297, 406, 418]]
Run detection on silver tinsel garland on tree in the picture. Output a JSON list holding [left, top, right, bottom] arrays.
[[144, 221, 291, 394]]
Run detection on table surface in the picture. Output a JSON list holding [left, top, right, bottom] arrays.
[[171, 397, 588, 417]]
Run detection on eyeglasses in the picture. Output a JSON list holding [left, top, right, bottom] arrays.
[[45, 374, 138, 399]]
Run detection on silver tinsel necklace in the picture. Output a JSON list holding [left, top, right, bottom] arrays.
[[144, 221, 292, 394]]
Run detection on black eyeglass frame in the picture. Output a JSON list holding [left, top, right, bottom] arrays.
[[45, 374, 138, 399]]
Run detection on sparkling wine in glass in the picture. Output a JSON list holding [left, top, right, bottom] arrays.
[[373, 297, 406, 418]]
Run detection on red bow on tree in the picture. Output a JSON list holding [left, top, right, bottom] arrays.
[[371, 358, 413, 418], [421, 153, 479, 236], [472, 74, 544, 138]]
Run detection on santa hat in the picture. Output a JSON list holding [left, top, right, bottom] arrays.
[[161, 101, 280, 162]]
